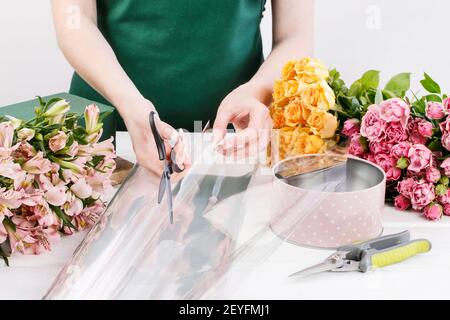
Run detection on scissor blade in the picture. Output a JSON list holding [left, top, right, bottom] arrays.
[[158, 174, 166, 204], [289, 261, 337, 278], [165, 174, 174, 224], [202, 120, 211, 133]]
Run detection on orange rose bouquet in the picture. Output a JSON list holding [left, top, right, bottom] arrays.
[[269, 57, 338, 164]]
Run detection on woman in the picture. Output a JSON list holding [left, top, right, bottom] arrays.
[[51, 0, 313, 173]]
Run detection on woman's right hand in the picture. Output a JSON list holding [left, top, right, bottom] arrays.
[[120, 98, 190, 176]]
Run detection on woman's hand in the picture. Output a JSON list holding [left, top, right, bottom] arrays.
[[213, 82, 273, 158], [121, 98, 189, 176]]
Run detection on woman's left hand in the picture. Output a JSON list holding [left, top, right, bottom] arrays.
[[213, 82, 273, 158]]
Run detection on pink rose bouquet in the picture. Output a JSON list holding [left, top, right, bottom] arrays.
[[330, 69, 450, 221], [0, 97, 115, 265]]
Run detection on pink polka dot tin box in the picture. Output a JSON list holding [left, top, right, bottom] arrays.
[[270, 154, 386, 249]]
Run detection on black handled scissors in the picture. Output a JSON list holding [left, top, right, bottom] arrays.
[[149, 111, 184, 224]]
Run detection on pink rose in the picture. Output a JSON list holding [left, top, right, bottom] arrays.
[[394, 195, 411, 211], [410, 181, 435, 211], [407, 144, 432, 172], [341, 119, 360, 138], [443, 97, 450, 112], [442, 133, 450, 151], [49, 131, 67, 153], [364, 153, 376, 163], [443, 203, 450, 216], [425, 167, 441, 183], [44, 186, 67, 207], [374, 154, 400, 181], [439, 117, 450, 133], [360, 105, 386, 142], [426, 102, 446, 120], [440, 158, 450, 176], [397, 177, 415, 198], [438, 189, 450, 205], [369, 141, 393, 155], [348, 134, 365, 157], [408, 119, 428, 145], [423, 203, 443, 221], [22, 151, 52, 174], [386, 167, 402, 181], [417, 120, 433, 138], [390, 142, 411, 159], [379, 98, 410, 127], [385, 122, 408, 143]]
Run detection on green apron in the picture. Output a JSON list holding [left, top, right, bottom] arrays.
[[70, 0, 266, 131]]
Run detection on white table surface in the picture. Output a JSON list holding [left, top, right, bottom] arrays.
[[1, 132, 449, 300]]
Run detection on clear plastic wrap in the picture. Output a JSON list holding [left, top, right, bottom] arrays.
[[44, 135, 385, 299]]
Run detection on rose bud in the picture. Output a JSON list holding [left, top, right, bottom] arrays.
[[423, 202, 443, 221], [435, 184, 448, 197], [426, 102, 446, 120], [394, 195, 411, 211], [396, 157, 409, 170]]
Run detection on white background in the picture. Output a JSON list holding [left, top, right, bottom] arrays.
[[1, 0, 450, 107]]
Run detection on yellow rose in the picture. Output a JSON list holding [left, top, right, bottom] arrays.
[[294, 57, 329, 84], [304, 135, 325, 154], [298, 80, 335, 111], [273, 80, 299, 102], [283, 103, 302, 127], [320, 113, 338, 139], [270, 105, 286, 129], [307, 110, 338, 139], [281, 61, 297, 80]]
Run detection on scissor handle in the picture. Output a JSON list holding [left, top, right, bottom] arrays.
[[149, 111, 166, 161], [358, 239, 431, 272], [338, 230, 411, 261]]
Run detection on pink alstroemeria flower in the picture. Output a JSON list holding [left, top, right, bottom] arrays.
[[22, 151, 52, 174], [48, 131, 67, 152], [44, 186, 67, 207], [0, 187, 23, 209], [84, 104, 101, 134], [70, 178, 92, 199], [0, 157, 26, 190], [0, 205, 12, 244], [92, 137, 116, 158], [0, 121, 20, 157], [64, 192, 84, 217], [7, 217, 60, 255]]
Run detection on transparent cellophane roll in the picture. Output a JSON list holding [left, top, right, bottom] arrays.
[[44, 134, 350, 300], [269, 127, 345, 166]]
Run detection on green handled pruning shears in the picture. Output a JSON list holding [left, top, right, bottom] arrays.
[[289, 231, 431, 277]]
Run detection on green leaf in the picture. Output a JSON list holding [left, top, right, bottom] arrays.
[[36, 96, 45, 107], [51, 205, 77, 230], [420, 73, 441, 94], [348, 80, 363, 97], [427, 139, 442, 152], [3, 216, 16, 232], [359, 136, 369, 153], [99, 110, 113, 123], [375, 89, 384, 105], [0, 245, 9, 267], [384, 73, 411, 97], [426, 94, 442, 102], [360, 70, 380, 90]]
